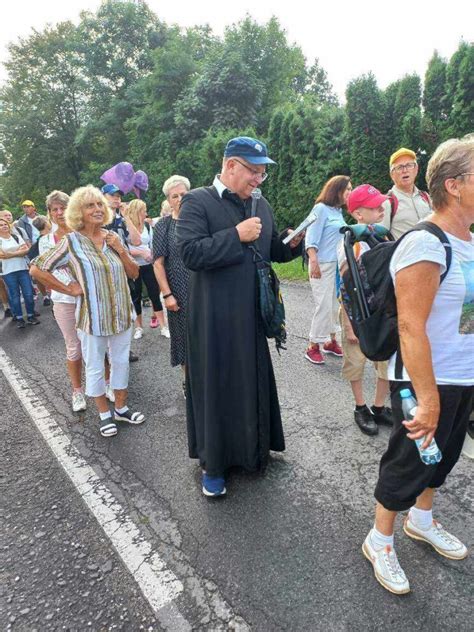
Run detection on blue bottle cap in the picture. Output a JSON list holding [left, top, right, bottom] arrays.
[[400, 389, 412, 398]]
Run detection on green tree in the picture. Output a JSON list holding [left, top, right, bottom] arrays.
[[0, 22, 86, 205], [173, 46, 260, 143], [223, 16, 307, 132], [75, 1, 168, 178], [345, 74, 387, 190], [305, 59, 339, 107], [444, 41, 470, 118], [423, 51, 448, 124], [449, 43, 474, 138]]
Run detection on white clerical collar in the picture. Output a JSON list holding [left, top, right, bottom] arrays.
[[213, 175, 231, 198]]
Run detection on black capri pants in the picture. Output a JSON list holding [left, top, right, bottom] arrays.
[[131, 263, 162, 317], [375, 380, 473, 512]]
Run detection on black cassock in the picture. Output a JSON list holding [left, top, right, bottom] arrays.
[[176, 185, 301, 477]]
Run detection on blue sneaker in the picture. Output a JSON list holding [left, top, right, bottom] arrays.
[[202, 472, 226, 497]]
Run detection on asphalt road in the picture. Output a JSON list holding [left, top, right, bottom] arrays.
[[1, 282, 473, 631]]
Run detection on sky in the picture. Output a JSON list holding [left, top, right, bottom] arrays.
[[0, 0, 472, 101]]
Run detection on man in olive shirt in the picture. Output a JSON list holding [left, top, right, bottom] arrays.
[[380, 148, 432, 240]]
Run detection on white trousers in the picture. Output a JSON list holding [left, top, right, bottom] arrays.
[[77, 327, 132, 398], [309, 261, 341, 343]]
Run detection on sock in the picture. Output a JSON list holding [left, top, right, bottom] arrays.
[[105, 380, 110, 386], [355, 404, 368, 411], [370, 526, 394, 551], [73, 387, 84, 395], [372, 405, 384, 414], [99, 411, 112, 422], [410, 507, 433, 530], [115, 406, 129, 415]]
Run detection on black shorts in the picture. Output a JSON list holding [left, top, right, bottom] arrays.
[[374, 381, 473, 512]]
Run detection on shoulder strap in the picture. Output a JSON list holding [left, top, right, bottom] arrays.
[[408, 221, 452, 282], [419, 190, 431, 206], [387, 190, 398, 220]]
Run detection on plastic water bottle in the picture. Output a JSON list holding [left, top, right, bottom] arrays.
[[400, 388, 442, 465]]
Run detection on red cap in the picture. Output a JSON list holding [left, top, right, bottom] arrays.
[[347, 184, 388, 213]]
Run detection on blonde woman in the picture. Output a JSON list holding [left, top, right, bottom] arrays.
[[127, 199, 169, 339], [31, 185, 145, 438]]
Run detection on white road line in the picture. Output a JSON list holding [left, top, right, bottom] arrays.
[[0, 348, 187, 624]]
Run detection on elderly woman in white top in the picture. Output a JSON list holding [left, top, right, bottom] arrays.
[[31, 185, 145, 438], [363, 136, 474, 595], [0, 216, 39, 328]]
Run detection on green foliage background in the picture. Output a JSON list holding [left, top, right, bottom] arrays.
[[0, 0, 472, 229]]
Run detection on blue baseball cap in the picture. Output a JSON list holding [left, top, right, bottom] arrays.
[[101, 184, 123, 195], [224, 136, 276, 165]]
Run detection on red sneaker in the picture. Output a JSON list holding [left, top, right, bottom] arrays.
[[150, 316, 159, 329], [322, 340, 343, 357], [305, 345, 325, 364]]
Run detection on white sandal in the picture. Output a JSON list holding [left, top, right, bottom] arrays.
[[100, 421, 118, 437], [114, 409, 145, 424]]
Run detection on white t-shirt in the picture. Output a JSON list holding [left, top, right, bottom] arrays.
[[128, 224, 153, 266], [388, 230, 474, 385], [38, 234, 76, 304], [0, 234, 29, 275]]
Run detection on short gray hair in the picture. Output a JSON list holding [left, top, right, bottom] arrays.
[[162, 175, 191, 198], [426, 136, 474, 209], [45, 190, 70, 211]]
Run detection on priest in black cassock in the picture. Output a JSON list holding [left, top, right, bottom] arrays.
[[176, 136, 304, 497]]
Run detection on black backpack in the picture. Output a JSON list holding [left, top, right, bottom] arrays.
[[340, 221, 452, 367]]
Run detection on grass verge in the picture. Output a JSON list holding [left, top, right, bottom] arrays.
[[273, 258, 307, 282]]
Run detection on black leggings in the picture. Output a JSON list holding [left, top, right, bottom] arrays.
[[131, 264, 162, 316], [375, 381, 473, 511]]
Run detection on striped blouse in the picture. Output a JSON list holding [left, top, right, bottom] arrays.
[[34, 231, 133, 336]]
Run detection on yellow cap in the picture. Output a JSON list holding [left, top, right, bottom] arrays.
[[389, 148, 417, 168], [21, 200, 35, 207]]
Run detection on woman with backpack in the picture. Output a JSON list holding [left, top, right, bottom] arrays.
[[0, 216, 39, 328], [304, 175, 351, 365], [363, 136, 474, 595], [126, 199, 169, 340]]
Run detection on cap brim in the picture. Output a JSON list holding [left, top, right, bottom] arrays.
[[245, 156, 276, 165]]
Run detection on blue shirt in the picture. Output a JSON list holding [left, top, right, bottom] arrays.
[[305, 203, 346, 263]]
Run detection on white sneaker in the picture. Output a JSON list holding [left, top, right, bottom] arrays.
[[362, 531, 410, 595], [133, 327, 143, 340], [72, 392, 87, 412], [404, 516, 468, 560], [160, 326, 170, 338], [105, 383, 115, 402]]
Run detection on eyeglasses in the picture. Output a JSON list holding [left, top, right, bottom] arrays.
[[454, 172, 474, 178], [391, 161, 417, 173], [233, 158, 268, 181]]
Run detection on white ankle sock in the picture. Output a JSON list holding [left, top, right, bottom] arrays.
[[370, 526, 394, 551], [410, 507, 433, 530], [99, 411, 112, 421], [116, 406, 128, 415]]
